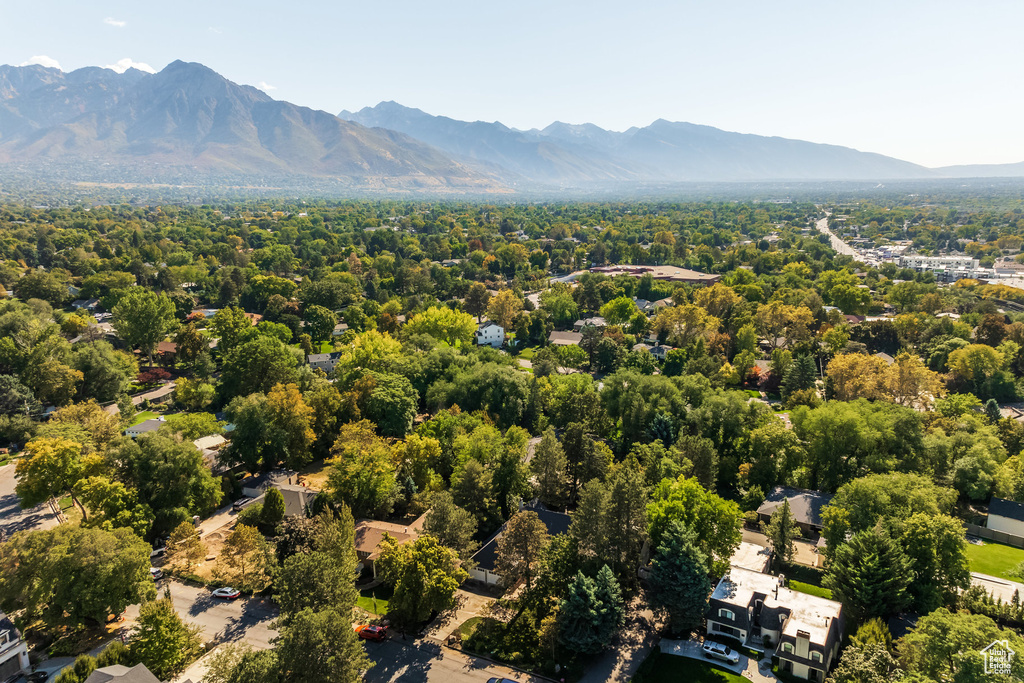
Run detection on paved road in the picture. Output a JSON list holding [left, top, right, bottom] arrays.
[[363, 637, 540, 683], [813, 216, 859, 259], [0, 461, 59, 542], [125, 580, 279, 649]]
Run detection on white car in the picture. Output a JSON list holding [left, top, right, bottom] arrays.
[[149, 567, 163, 581], [702, 640, 740, 664], [212, 587, 242, 600]]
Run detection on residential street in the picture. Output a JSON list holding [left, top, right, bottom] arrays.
[[0, 461, 58, 541], [362, 638, 540, 683], [124, 580, 279, 649]]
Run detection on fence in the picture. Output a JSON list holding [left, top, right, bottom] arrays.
[[965, 523, 1024, 549]]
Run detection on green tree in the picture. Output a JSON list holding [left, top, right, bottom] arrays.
[[599, 296, 639, 326], [405, 306, 477, 346], [129, 597, 203, 680], [276, 608, 370, 683], [531, 428, 568, 508], [112, 289, 178, 367], [897, 513, 970, 612], [648, 521, 711, 634], [827, 644, 903, 683], [15, 269, 68, 306], [220, 336, 300, 397], [220, 523, 276, 592], [0, 525, 156, 627], [824, 528, 912, 621], [647, 476, 741, 575], [276, 551, 358, 622], [75, 476, 154, 538], [422, 491, 478, 559], [761, 498, 798, 565], [376, 535, 467, 626], [167, 521, 208, 571], [266, 382, 316, 469], [899, 608, 1024, 682], [494, 510, 549, 593], [70, 341, 137, 402], [15, 437, 89, 519], [305, 305, 337, 342], [558, 566, 622, 655], [465, 283, 491, 322], [262, 487, 286, 530], [211, 307, 254, 354], [0, 374, 41, 416]]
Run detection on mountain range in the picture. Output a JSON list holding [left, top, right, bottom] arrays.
[[1, 60, 1023, 193]]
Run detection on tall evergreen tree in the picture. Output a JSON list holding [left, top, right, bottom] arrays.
[[648, 521, 711, 634], [558, 567, 622, 655], [761, 498, 798, 565], [531, 428, 568, 508], [782, 354, 817, 398], [824, 528, 912, 621]]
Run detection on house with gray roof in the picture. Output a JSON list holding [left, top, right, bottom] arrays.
[[756, 486, 833, 540], [0, 610, 30, 679], [84, 663, 173, 683], [707, 567, 844, 681]]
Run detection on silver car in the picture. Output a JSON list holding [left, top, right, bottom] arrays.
[[702, 640, 740, 664]]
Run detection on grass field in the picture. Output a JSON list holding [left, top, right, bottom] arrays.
[[789, 581, 833, 600], [635, 652, 746, 683], [966, 541, 1024, 581], [131, 410, 158, 426], [356, 585, 393, 615], [458, 616, 489, 639], [516, 346, 537, 361]]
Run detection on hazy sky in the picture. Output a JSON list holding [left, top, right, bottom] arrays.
[[2, 0, 1022, 167]]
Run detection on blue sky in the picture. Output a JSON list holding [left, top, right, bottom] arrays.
[[2, 0, 1022, 167]]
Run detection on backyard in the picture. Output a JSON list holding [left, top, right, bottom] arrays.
[[356, 584, 392, 615], [130, 410, 159, 426], [966, 540, 1024, 581]]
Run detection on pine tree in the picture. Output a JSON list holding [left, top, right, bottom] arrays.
[[761, 498, 798, 565], [986, 398, 1002, 423], [558, 569, 620, 655], [261, 487, 286, 531], [531, 428, 568, 508], [824, 528, 912, 621], [782, 354, 817, 397], [648, 521, 711, 634]]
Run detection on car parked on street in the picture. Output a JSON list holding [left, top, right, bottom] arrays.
[[212, 587, 242, 600], [150, 567, 163, 581], [355, 624, 387, 642]]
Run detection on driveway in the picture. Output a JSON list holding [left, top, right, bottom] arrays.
[[423, 588, 495, 643], [577, 597, 658, 683], [660, 637, 776, 683], [0, 461, 59, 541]]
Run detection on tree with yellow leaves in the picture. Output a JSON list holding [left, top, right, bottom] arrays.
[[826, 353, 889, 401], [654, 304, 721, 348], [885, 352, 945, 409], [486, 289, 523, 330], [755, 300, 813, 350], [266, 383, 315, 469]]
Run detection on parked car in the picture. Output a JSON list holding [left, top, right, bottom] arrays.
[[150, 567, 163, 581], [3, 674, 49, 683], [150, 546, 166, 558], [232, 497, 254, 512], [486, 679, 518, 683], [212, 587, 242, 600], [355, 624, 387, 642], [702, 640, 740, 664]]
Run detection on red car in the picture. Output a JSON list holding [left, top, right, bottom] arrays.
[[355, 624, 387, 642]]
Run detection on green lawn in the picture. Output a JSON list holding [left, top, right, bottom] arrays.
[[517, 346, 537, 361], [131, 410, 159, 426], [458, 616, 489, 640], [634, 652, 746, 683], [789, 580, 833, 600], [356, 585, 393, 615], [966, 541, 1024, 581]]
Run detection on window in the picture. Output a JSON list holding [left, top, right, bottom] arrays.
[[718, 609, 735, 620], [782, 643, 794, 654], [811, 651, 823, 663]]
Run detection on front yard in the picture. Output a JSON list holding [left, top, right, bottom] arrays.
[[633, 650, 747, 683], [966, 540, 1024, 581]]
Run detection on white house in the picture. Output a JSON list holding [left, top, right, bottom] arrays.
[[475, 321, 504, 349], [707, 568, 844, 681], [0, 610, 30, 680], [987, 497, 1024, 537]]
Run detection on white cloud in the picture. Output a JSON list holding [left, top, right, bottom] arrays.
[[104, 17, 127, 28], [19, 55, 62, 70], [257, 81, 277, 92], [208, 27, 222, 34], [104, 58, 156, 74]]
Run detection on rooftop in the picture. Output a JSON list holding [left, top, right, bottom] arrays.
[[713, 567, 842, 644], [989, 497, 1024, 523], [757, 486, 834, 529]]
